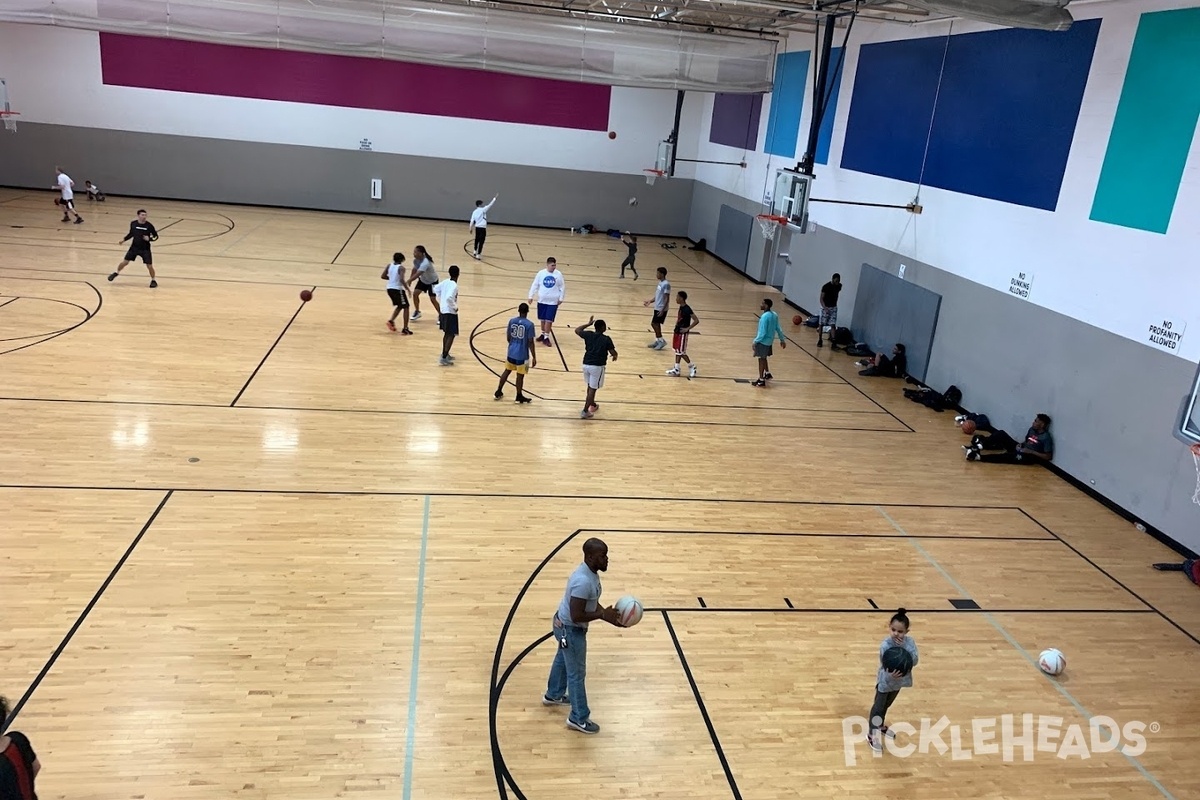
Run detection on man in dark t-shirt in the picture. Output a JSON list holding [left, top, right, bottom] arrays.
[[666, 290, 700, 378], [965, 413, 1054, 464], [108, 208, 160, 288], [576, 316, 618, 419], [620, 233, 639, 279], [816, 272, 841, 348]]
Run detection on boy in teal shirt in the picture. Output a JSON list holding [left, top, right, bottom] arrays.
[[752, 298, 786, 387]]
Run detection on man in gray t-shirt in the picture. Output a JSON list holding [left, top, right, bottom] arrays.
[[544, 537, 620, 734]]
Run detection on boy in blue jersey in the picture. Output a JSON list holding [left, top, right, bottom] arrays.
[[495, 302, 537, 403], [751, 297, 786, 387]]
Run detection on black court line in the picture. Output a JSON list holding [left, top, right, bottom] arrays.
[[867, 598, 879, 609], [0, 282, 102, 357], [648, 607, 1157, 614], [662, 611, 742, 800], [664, 243, 723, 291], [0, 296, 18, 310], [1, 489, 173, 734], [230, 289, 312, 406], [698, 596, 707, 608], [1016, 508, 1200, 647], [0, 394, 909, 433], [0, 485, 1031, 510], [156, 218, 184, 233], [784, 597, 794, 608], [331, 220, 363, 264], [578, 529, 1056, 542], [550, 329, 569, 372], [770, 316, 915, 434], [514, 242, 524, 261]]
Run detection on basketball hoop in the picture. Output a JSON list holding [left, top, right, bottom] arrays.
[[756, 214, 787, 240], [643, 168, 665, 186], [0, 111, 18, 132]]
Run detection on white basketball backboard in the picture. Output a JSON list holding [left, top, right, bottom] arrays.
[[772, 169, 810, 230], [1175, 360, 1200, 446]]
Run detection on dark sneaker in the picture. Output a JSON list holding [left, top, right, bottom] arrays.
[[816, 339, 823, 348], [751, 379, 766, 387], [763, 371, 773, 380], [107, 273, 118, 281], [149, 280, 158, 288], [515, 395, 532, 404], [566, 718, 600, 734], [542, 694, 569, 706], [494, 390, 504, 400], [74, 217, 84, 224]]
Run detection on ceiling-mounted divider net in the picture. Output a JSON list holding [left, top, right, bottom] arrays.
[[1, 0, 777, 92]]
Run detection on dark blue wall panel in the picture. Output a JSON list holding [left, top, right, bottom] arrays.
[[840, 21, 1100, 211]]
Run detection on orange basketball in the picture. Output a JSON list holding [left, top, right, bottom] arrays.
[[300, 289, 313, 302], [961, 420, 976, 435], [793, 315, 803, 325]]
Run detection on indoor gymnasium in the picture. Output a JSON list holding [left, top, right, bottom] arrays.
[[1, 0, 1199, 798]]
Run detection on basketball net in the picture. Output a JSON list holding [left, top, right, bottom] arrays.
[[757, 216, 780, 241], [1192, 445, 1200, 506]]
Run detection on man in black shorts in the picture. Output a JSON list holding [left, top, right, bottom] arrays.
[[816, 272, 841, 348], [108, 209, 158, 288]]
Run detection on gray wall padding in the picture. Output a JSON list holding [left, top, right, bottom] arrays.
[[714, 204, 753, 273], [688, 181, 766, 281], [850, 263, 941, 383], [0, 123, 693, 235]]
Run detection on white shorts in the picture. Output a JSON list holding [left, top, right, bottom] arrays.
[[582, 364, 606, 390]]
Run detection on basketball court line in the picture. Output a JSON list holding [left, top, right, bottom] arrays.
[[0, 281, 102, 357], [0, 395, 907, 432], [228, 289, 312, 406], [662, 244, 724, 290], [0, 489, 174, 734], [661, 610, 742, 800], [514, 242, 524, 261], [877, 507, 1175, 798], [403, 495, 432, 800], [0, 296, 17, 310], [489, 524, 1186, 800], [1015, 508, 1200, 647], [575, 527, 1053, 541], [331, 219, 364, 264]]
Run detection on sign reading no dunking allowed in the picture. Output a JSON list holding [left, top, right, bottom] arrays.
[[1008, 271, 1034, 300]]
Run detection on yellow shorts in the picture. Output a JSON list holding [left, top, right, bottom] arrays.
[[504, 361, 528, 375]]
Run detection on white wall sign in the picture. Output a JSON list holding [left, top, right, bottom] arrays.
[[359, 138, 373, 151], [1008, 270, 1034, 300], [898, 264, 907, 279], [1147, 318, 1186, 352]]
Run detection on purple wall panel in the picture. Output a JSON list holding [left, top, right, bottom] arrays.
[[709, 92, 762, 150], [98, 33, 611, 131]]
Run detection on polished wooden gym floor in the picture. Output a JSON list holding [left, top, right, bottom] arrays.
[[1, 187, 1198, 800]]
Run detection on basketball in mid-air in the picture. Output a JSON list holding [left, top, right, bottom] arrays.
[[629, 197, 638, 206], [614, 595, 644, 627], [300, 289, 313, 302]]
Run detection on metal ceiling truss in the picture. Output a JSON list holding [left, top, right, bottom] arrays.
[[452, 0, 930, 36]]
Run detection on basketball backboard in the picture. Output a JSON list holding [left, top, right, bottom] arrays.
[[772, 169, 811, 230], [1175, 359, 1200, 446]]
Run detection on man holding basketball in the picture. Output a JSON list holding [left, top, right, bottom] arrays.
[[108, 209, 158, 288], [544, 537, 621, 735]]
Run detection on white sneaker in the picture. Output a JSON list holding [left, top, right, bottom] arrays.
[[412, 311, 423, 320], [653, 340, 666, 350], [666, 367, 680, 376], [689, 365, 698, 378], [869, 731, 883, 753]]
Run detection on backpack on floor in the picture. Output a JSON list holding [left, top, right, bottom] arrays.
[[833, 327, 854, 346], [942, 385, 963, 406]]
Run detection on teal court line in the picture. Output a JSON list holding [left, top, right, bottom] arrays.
[[403, 494, 432, 800], [876, 507, 1174, 799]]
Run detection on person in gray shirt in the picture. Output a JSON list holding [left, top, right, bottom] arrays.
[[543, 537, 621, 734], [868, 608, 919, 752]]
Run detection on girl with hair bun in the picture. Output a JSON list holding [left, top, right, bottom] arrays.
[[868, 608, 919, 753]]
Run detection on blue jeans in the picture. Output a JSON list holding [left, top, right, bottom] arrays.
[[546, 617, 589, 725]]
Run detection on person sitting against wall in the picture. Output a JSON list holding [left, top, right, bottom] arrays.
[[855, 343, 906, 378], [963, 413, 1053, 464]]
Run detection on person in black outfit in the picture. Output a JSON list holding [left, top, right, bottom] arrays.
[[575, 316, 618, 419], [0, 694, 42, 800], [857, 343, 906, 378], [816, 273, 842, 348], [965, 413, 1053, 464], [619, 233, 639, 279], [108, 209, 159, 288]]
